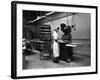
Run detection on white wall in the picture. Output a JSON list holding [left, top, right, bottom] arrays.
[[72, 13, 90, 39], [43, 13, 90, 40]]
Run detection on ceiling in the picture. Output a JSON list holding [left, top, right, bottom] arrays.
[[23, 10, 77, 24], [23, 10, 50, 23]]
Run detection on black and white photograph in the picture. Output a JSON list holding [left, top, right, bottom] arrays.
[[11, 1, 97, 79], [23, 11, 91, 69]]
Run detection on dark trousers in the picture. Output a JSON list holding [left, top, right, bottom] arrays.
[[52, 57, 59, 63], [59, 43, 73, 60]]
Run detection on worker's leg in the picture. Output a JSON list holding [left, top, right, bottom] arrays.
[[65, 47, 73, 63], [52, 57, 59, 63]]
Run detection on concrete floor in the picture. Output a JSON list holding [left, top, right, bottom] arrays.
[[23, 47, 91, 69]]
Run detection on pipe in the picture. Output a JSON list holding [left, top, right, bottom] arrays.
[[28, 11, 55, 23]]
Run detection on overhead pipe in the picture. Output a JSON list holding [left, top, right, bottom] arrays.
[[27, 11, 55, 23]]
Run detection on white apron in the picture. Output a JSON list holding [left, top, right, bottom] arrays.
[[53, 31, 59, 57]]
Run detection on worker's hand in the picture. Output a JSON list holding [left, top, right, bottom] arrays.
[[55, 39, 58, 42]]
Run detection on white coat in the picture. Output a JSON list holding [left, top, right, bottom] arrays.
[[53, 31, 59, 57]]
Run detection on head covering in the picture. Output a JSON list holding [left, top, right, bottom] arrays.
[[60, 23, 66, 28], [60, 23, 71, 35], [55, 27, 59, 31]]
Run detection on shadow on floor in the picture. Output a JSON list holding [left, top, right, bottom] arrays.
[[23, 52, 91, 69]]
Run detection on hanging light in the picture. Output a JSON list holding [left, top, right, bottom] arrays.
[[72, 13, 76, 30], [67, 13, 69, 26], [36, 11, 40, 19]]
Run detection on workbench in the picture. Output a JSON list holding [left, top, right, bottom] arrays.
[[58, 40, 84, 61]]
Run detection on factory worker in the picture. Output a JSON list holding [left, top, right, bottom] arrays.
[[60, 23, 72, 43], [60, 23, 73, 63], [52, 27, 60, 63]]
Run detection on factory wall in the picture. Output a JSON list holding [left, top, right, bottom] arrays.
[[23, 24, 39, 39], [43, 13, 90, 40], [24, 12, 90, 41]]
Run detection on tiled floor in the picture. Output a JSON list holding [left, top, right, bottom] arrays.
[[23, 47, 91, 69]]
